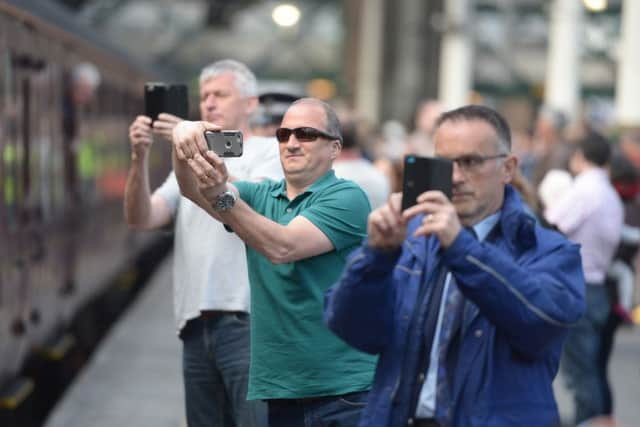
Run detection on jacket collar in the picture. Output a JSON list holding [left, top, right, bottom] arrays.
[[497, 185, 537, 253]]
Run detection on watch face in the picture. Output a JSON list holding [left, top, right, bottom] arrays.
[[215, 191, 235, 211]]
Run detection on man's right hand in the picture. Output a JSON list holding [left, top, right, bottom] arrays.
[[129, 115, 154, 158], [367, 193, 407, 251]]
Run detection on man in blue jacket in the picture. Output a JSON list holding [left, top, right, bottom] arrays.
[[325, 105, 585, 427]]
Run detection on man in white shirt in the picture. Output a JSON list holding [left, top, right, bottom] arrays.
[[124, 59, 282, 427], [544, 130, 623, 427], [332, 119, 391, 209]]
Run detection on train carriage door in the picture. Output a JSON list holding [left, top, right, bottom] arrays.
[[0, 15, 31, 385], [0, 11, 11, 384], [13, 29, 41, 344]]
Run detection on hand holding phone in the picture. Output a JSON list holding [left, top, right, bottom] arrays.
[[204, 130, 243, 157], [401, 155, 453, 211]]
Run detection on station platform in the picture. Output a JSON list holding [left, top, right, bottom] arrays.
[[44, 254, 185, 427]]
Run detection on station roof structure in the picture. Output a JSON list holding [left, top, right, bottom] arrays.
[[48, 0, 622, 97]]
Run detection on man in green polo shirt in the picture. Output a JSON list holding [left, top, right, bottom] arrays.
[[171, 97, 377, 426]]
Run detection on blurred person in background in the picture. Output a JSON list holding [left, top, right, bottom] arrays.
[[619, 128, 640, 170], [125, 59, 282, 427], [373, 119, 409, 192], [407, 99, 443, 157], [250, 91, 300, 137], [544, 131, 623, 427], [61, 62, 101, 296], [537, 168, 574, 230], [511, 129, 537, 184], [333, 118, 391, 209], [531, 105, 572, 187], [595, 148, 640, 425], [62, 62, 101, 206]]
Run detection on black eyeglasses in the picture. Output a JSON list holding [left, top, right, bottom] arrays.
[[438, 153, 508, 172], [275, 127, 340, 144]]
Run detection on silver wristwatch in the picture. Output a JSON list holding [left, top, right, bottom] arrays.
[[213, 190, 236, 212]]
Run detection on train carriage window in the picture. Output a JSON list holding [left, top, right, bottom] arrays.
[[0, 17, 5, 198], [48, 64, 66, 222], [31, 63, 57, 225], [0, 12, 5, 308], [2, 51, 22, 233]]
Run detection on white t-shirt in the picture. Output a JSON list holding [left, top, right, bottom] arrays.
[[333, 158, 391, 209], [155, 136, 283, 333]]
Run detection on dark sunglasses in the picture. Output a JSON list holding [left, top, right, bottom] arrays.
[[275, 127, 340, 144]]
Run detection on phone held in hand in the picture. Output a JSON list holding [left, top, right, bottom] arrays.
[[204, 130, 244, 157], [401, 155, 453, 211], [144, 82, 189, 122]]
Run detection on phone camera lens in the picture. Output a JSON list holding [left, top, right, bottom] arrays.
[[225, 141, 232, 149]]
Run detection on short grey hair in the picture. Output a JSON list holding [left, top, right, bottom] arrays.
[[199, 59, 257, 97], [290, 97, 342, 143], [435, 104, 511, 153]]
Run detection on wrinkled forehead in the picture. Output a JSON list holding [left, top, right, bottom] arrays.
[[199, 72, 239, 94], [281, 102, 327, 130], [434, 119, 501, 156]]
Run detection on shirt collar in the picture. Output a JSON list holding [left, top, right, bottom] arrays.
[[270, 169, 338, 198], [473, 210, 501, 242]]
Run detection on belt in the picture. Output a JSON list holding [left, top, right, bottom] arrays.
[[267, 391, 360, 406], [199, 310, 240, 319], [415, 419, 440, 427], [268, 395, 336, 406]]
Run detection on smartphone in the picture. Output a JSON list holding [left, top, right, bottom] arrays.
[[204, 130, 243, 157], [401, 155, 453, 211], [144, 82, 189, 121]]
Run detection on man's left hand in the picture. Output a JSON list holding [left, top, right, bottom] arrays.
[[172, 120, 220, 160], [152, 113, 184, 141], [402, 191, 461, 248]]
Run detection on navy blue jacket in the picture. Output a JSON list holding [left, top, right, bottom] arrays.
[[324, 186, 585, 427]]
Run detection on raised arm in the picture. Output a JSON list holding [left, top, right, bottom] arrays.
[[171, 120, 334, 264], [124, 115, 172, 229]]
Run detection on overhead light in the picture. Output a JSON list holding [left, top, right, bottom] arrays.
[[272, 4, 301, 27], [583, 0, 607, 12]]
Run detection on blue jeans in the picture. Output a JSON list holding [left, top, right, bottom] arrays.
[[267, 391, 369, 427], [560, 284, 610, 425], [181, 313, 267, 427]]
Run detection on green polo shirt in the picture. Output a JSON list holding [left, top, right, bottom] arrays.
[[234, 170, 377, 400]]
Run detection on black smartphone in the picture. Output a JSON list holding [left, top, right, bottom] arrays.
[[401, 155, 453, 211], [144, 82, 189, 121], [204, 130, 244, 157]]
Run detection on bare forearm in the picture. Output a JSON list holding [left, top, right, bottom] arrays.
[[219, 200, 294, 263], [170, 157, 293, 260], [124, 152, 153, 228], [170, 123, 328, 262]]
